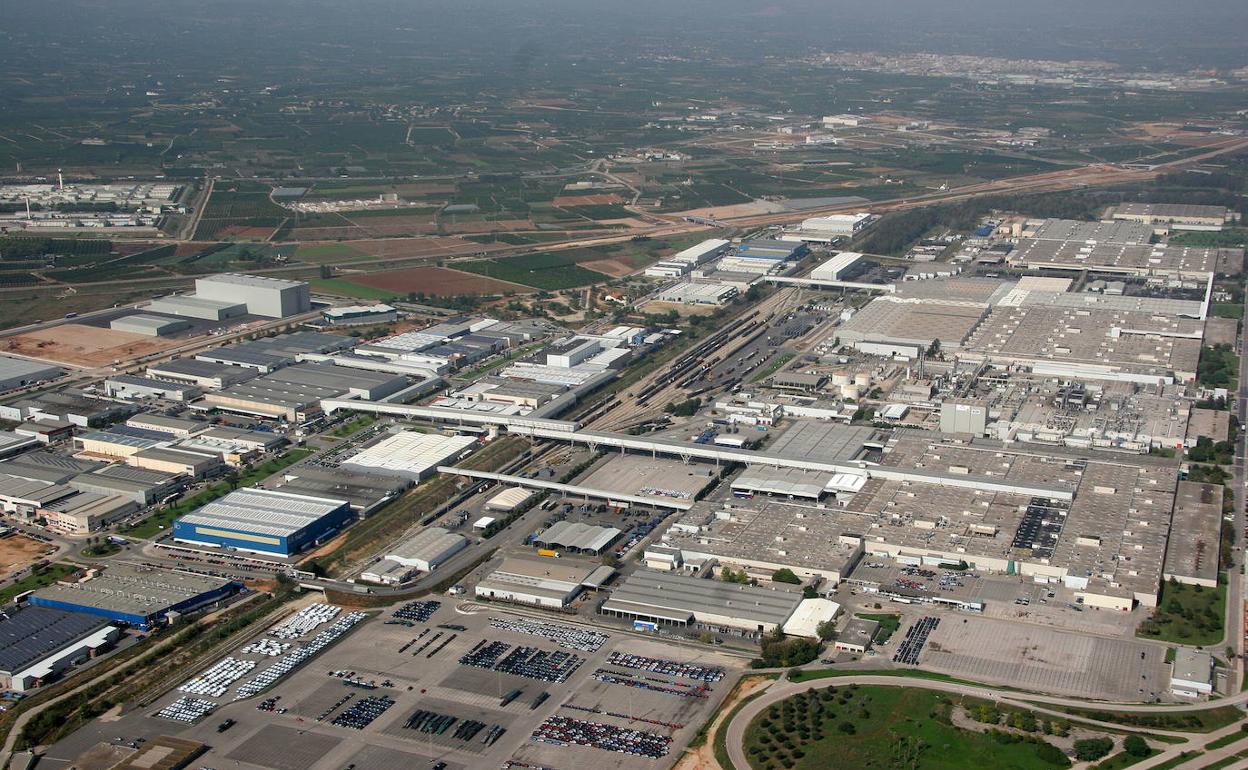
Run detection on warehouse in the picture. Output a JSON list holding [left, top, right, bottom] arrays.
[[12, 420, 73, 445], [378, 526, 467, 573], [1170, 649, 1214, 697], [600, 570, 805, 637], [128, 447, 222, 478], [1026, 218, 1153, 244], [1006, 238, 1223, 279], [42, 492, 137, 534], [173, 488, 353, 557], [736, 239, 808, 261], [643, 261, 691, 278], [194, 274, 312, 318], [69, 465, 183, 506], [669, 239, 731, 266], [195, 332, 353, 373], [808, 251, 866, 281], [146, 358, 258, 390], [797, 213, 873, 238], [202, 362, 407, 421], [485, 487, 535, 513], [321, 304, 398, 326], [0, 356, 62, 393], [104, 375, 201, 402], [657, 282, 739, 305], [0, 452, 101, 485], [73, 430, 164, 460], [836, 296, 987, 355], [341, 431, 477, 481], [1163, 482, 1222, 588], [0, 473, 76, 517], [475, 557, 601, 609], [28, 564, 238, 629], [176, 426, 285, 465], [1111, 202, 1228, 230], [109, 314, 191, 337], [269, 467, 408, 514], [147, 294, 247, 321], [0, 431, 39, 460], [0, 607, 118, 692], [532, 521, 622, 555], [126, 413, 209, 438], [7, 391, 133, 428]]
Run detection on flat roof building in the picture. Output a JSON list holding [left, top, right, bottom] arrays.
[[341, 432, 477, 481], [109, 314, 191, 337], [0, 607, 118, 692], [104, 375, 202, 403], [146, 358, 258, 390], [194, 274, 311, 318], [1112, 203, 1228, 230], [128, 447, 223, 478], [28, 564, 237, 629], [1163, 482, 1223, 588], [147, 294, 247, 321], [173, 488, 352, 556], [1170, 648, 1213, 697], [0, 356, 61, 393], [657, 282, 739, 306], [378, 526, 467, 574], [1026, 218, 1153, 244], [601, 570, 805, 636], [203, 362, 407, 421], [475, 557, 600, 609], [834, 617, 880, 654]]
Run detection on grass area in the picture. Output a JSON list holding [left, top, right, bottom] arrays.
[[1091, 749, 1160, 770], [306, 436, 527, 577], [750, 353, 795, 383], [786, 668, 985, 686], [310, 277, 400, 300], [712, 676, 778, 770], [328, 414, 377, 438], [0, 563, 80, 604], [1044, 704, 1242, 734], [456, 253, 608, 290], [1205, 730, 1248, 751], [1137, 576, 1226, 646], [1148, 753, 1203, 770], [1203, 750, 1248, 770], [1197, 344, 1240, 389], [855, 613, 902, 645], [1169, 229, 1247, 248], [1210, 303, 1244, 320], [743, 685, 1070, 770], [120, 449, 313, 538]]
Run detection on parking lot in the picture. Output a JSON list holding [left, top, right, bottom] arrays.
[[43, 600, 743, 770]]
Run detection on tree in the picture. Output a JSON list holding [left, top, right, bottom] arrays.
[[772, 568, 801, 584], [318, 263, 333, 279], [926, 338, 942, 358], [1123, 735, 1150, 757], [1073, 737, 1114, 761], [815, 619, 837, 641]]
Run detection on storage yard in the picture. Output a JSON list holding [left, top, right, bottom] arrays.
[[43, 602, 742, 770]]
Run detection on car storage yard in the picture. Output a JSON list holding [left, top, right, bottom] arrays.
[[45, 599, 742, 770]]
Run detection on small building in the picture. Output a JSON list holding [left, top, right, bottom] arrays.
[[127, 447, 222, 479], [1170, 648, 1214, 697], [0, 607, 119, 692], [833, 617, 880, 654], [781, 598, 841, 640], [600, 569, 805, 637], [485, 487, 535, 513], [14, 420, 74, 445], [126, 414, 209, 438], [375, 526, 467, 575], [104, 375, 201, 402], [532, 521, 623, 555]]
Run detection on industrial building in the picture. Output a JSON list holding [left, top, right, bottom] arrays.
[[1026, 218, 1153, 244], [485, 487, 534, 513], [28, 564, 237, 629], [808, 252, 866, 282], [268, 467, 408, 515], [147, 294, 247, 321], [195, 332, 353, 374], [1111, 203, 1228, 230], [475, 557, 611, 609], [74, 430, 164, 460], [736, 239, 808, 261], [643, 261, 691, 278], [0, 391, 133, 428], [195, 274, 311, 318], [363, 526, 467, 584], [0, 356, 61, 393], [669, 239, 731, 266], [1006, 238, 1226, 279], [1163, 482, 1223, 588], [176, 426, 285, 465], [126, 413, 208, 438], [321, 304, 398, 326], [128, 446, 222, 478], [834, 617, 880, 654], [600, 570, 806, 637], [789, 213, 873, 241], [0, 607, 118, 692], [532, 521, 622, 555], [42, 492, 137, 534], [69, 465, 183, 507], [0, 431, 39, 460], [202, 362, 407, 421], [173, 488, 353, 557], [109, 314, 191, 337], [656, 282, 739, 306], [146, 358, 258, 390], [341, 431, 477, 481], [1170, 649, 1214, 697], [104, 375, 201, 402], [836, 296, 988, 357]]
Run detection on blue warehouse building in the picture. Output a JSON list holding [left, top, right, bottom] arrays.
[[173, 487, 352, 556], [28, 564, 237, 629]]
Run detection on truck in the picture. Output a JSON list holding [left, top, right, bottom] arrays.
[[536, 549, 561, 558]]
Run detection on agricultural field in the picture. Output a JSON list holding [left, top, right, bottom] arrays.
[[456, 252, 610, 290], [193, 181, 287, 240], [344, 266, 531, 296]]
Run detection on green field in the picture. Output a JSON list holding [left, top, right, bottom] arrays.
[[743, 686, 1070, 770], [0, 563, 80, 604], [1137, 576, 1227, 646], [310, 278, 401, 300], [456, 253, 608, 290], [855, 612, 903, 644]]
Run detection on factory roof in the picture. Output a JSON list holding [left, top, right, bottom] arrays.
[[385, 526, 466, 564], [148, 358, 257, 381], [533, 521, 622, 553], [1028, 219, 1153, 244], [0, 606, 110, 674], [1115, 202, 1227, 220], [30, 564, 233, 618], [177, 488, 348, 539], [342, 432, 476, 477], [199, 273, 306, 290], [766, 422, 877, 464], [270, 467, 406, 512], [1164, 482, 1223, 586], [602, 570, 803, 627], [731, 466, 829, 499], [110, 314, 188, 333], [76, 431, 164, 451], [836, 296, 987, 349], [127, 414, 208, 434], [0, 474, 74, 505], [0, 356, 61, 382], [1008, 238, 1221, 276]]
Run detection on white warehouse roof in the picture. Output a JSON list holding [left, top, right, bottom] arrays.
[[342, 431, 477, 478]]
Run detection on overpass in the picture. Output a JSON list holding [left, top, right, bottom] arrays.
[[764, 276, 896, 293], [436, 467, 696, 510], [326, 398, 1075, 501]]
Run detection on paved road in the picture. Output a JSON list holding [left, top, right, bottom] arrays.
[[723, 673, 1248, 770]]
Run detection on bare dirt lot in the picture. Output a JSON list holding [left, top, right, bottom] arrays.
[[579, 258, 635, 277], [1, 324, 182, 367], [0, 533, 54, 575], [350, 267, 532, 296]]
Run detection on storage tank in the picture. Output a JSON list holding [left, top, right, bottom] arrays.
[[831, 373, 852, 387], [854, 372, 871, 388], [841, 384, 860, 400]]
